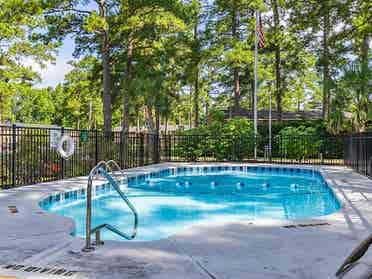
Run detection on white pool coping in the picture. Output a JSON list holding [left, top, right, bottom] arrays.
[[0, 162, 372, 279]]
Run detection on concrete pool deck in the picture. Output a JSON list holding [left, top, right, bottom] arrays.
[[0, 163, 371, 279]]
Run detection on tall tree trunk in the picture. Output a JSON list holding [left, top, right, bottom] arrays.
[[360, 34, 369, 131], [88, 101, 93, 130], [233, 69, 240, 116], [165, 115, 168, 135], [144, 105, 159, 162], [122, 37, 133, 134], [102, 49, 111, 134], [232, 8, 240, 116], [205, 99, 209, 125], [193, 24, 200, 127], [194, 74, 199, 126], [361, 34, 369, 73], [244, 67, 254, 117], [0, 95, 3, 123], [144, 106, 155, 134], [155, 108, 160, 135], [98, 0, 112, 135], [121, 35, 133, 167], [271, 0, 282, 121], [322, 4, 331, 120], [155, 108, 160, 162]]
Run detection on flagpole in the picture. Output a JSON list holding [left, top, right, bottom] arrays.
[[269, 87, 272, 160], [254, 10, 258, 160]]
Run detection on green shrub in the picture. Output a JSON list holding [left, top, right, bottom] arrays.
[[207, 108, 225, 124], [277, 126, 323, 159], [258, 119, 327, 139], [174, 118, 256, 161]]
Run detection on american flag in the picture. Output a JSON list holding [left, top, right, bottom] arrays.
[[257, 14, 265, 48]]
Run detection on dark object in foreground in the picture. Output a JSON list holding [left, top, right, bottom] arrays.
[[336, 234, 372, 277], [7, 205, 18, 213]]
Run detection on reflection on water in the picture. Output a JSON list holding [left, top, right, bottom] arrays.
[[46, 171, 340, 241]]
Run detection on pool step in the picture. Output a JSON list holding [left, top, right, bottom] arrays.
[[22, 240, 75, 266]]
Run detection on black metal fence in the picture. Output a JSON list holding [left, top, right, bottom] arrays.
[[0, 125, 159, 188], [344, 133, 372, 178], [1, 124, 371, 189], [159, 134, 344, 165]]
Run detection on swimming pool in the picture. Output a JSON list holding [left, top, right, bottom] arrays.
[[40, 165, 341, 241]]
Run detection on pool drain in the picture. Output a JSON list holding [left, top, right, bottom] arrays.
[[283, 222, 330, 229], [2, 264, 78, 277]]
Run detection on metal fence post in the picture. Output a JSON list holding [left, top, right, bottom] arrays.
[[120, 131, 124, 167], [139, 133, 144, 166], [168, 134, 172, 161], [237, 135, 242, 161], [95, 129, 99, 165], [60, 127, 65, 179], [157, 133, 161, 163], [279, 135, 283, 164], [153, 133, 160, 164], [11, 124, 16, 188], [358, 133, 361, 174]]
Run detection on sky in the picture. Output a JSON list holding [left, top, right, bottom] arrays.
[[36, 37, 75, 88], [34, 1, 97, 88]]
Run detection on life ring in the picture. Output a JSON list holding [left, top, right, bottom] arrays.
[[57, 135, 75, 159]]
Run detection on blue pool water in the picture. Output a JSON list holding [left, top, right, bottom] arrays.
[[41, 166, 341, 241]]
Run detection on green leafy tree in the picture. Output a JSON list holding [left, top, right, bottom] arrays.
[[111, 0, 188, 133], [44, 0, 114, 133], [53, 57, 103, 129], [14, 88, 56, 124], [206, 0, 265, 116], [0, 0, 56, 122]]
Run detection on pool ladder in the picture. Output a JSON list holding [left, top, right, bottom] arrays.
[[82, 160, 138, 252]]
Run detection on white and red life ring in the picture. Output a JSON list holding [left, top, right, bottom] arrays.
[[57, 135, 75, 159]]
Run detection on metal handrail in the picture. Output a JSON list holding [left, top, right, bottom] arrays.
[[106, 160, 128, 184], [83, 161, 138, 252], [94, 167, 138, 239]]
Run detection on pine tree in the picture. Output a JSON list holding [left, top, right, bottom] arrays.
[[0, 0, 57, 122]]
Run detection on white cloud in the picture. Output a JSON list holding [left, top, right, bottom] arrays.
[[23, 55, 73, 89], [36, 56, 73, 88], [23, 37, 76, 88]]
